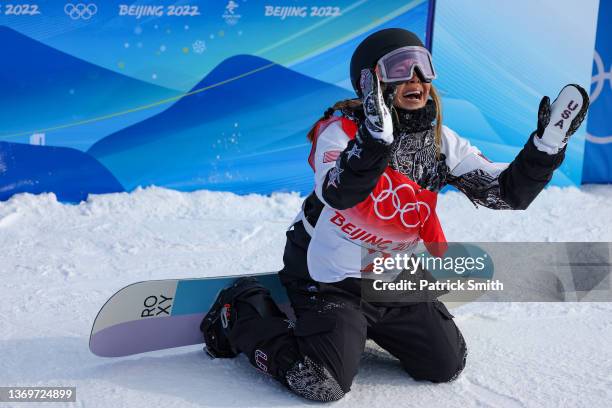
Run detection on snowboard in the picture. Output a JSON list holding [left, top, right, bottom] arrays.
[[89, 272, 288, 357], [90, 244, 494, 358]]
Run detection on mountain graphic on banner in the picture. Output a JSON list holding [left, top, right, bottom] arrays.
[[87, 54, 354, 194], [0, 141, 124, 202], [0, 26, 178, 150]]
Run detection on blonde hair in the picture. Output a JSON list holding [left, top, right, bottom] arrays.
[[306, 99, 361, 142], [307, 85, 444, 159], [429, 85, 443, 158]]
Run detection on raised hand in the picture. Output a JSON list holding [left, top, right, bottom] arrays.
[[533, 84, 590, 154], [359, 68, 395, 145]]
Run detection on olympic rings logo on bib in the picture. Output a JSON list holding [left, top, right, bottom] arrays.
[[370, 173, 430, 229]]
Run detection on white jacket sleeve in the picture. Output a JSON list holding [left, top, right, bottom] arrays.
[[441, 126, 512, 209]]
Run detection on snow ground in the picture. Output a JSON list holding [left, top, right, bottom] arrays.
[[1, 185, 612, 408]]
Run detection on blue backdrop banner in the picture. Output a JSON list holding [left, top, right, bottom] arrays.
[[0, 0, 432, 201], [432, 0, 597, 188], [583, 0, 612, 183], [0, 0, 600, 202]]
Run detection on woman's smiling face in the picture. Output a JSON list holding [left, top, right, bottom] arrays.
[[392, 75, 431, 110]]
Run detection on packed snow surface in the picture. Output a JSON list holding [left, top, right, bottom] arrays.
[[1, 186, 612, 407]]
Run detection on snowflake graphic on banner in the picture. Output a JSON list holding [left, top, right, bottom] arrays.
[[192, 40, 206, 54]]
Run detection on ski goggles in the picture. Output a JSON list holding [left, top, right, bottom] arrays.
[[376, 46, 436, 83]]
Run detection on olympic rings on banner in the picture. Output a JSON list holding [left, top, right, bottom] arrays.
[[64, 3, 98, 20]]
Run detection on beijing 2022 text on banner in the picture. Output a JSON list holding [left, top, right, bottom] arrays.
[[0, 0, 599, 202], [582, 0, 612, 183]]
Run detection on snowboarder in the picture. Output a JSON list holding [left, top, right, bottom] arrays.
[[201, 28, 589, 401]]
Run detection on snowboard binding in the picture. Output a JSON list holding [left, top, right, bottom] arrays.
[[200, 276, 282, 359]]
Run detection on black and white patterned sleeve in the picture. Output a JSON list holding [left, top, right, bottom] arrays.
[[441, 126, 565, 210], [441, 126, 511, 209]]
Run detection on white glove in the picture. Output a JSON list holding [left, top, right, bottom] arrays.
[[533, 84, 590, 154], [359, 68, 395, 145]]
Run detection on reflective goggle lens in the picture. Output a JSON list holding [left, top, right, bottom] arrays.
[[377, 46, 436, 83]]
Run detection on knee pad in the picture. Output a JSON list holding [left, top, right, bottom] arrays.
[[285, 356, 345, 402]]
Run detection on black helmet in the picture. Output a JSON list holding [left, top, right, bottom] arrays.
[[350, 28, 425, 97]]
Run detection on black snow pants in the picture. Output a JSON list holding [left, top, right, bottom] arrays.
[[228, 221, 467, 401]]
